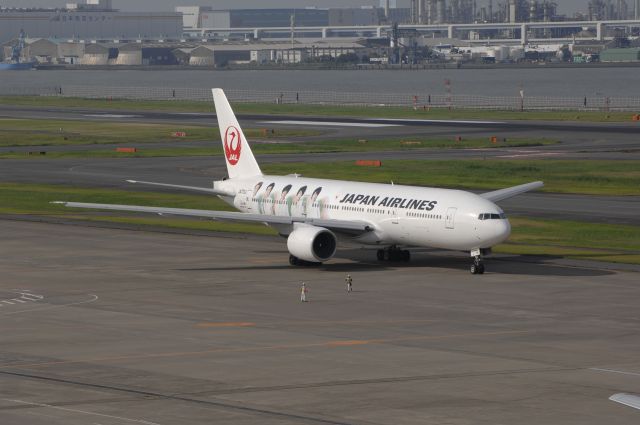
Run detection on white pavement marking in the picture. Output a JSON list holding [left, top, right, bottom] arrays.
[[373, 118, 506, 125], [497, 151, 564, 158], [19, 292, 44, 301], [0, 291, 44, 307], [83, 114, 141, 119], [3, 294, 98, 316], [261, 120, 401, 128], [591, 367, 640, 378], [2, 399, 162, 425]]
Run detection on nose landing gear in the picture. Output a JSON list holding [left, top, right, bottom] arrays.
[[470, 255, 485, 274]]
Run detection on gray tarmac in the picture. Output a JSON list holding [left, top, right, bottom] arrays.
[[2, 220, 640, 425]]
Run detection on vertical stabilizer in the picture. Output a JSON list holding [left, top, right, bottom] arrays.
[[212, 88, 262, 179]]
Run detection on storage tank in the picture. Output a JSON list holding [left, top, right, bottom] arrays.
[[509, 47, 524, 61], [114, 44, 142, 65], [496, 45, 510, 61], [82, 43, 109, 65]]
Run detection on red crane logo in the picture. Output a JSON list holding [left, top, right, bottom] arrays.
[[224, 126, 242, 165]]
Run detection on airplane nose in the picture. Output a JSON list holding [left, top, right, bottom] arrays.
[[495, 219, 511, 243]]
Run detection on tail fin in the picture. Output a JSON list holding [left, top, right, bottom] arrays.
[[212, 88, 262, 179]]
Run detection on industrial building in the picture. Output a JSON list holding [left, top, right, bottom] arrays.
[[0, 0, 182, 45], [178, 6, 400, 32], [1, 36, 368, 67], [600, 46, 640, 60]]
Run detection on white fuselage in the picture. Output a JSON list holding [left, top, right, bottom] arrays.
[[217, 175, 511, 251]]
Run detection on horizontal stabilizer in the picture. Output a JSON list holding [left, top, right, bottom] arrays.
[[480, 181, 544, 202], [126, 180, 235, 196], [610, 393, 640, 410], [51, 202, 373, 233]]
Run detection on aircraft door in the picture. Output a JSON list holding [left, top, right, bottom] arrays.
[[236, 189, 251, 212], [445, 207, 457, 229]]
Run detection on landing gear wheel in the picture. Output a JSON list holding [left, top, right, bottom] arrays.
[[289, 255, 299, 266], [377, 247, 411, 262], [470, 255, 485, 274], [402, 250, 411, 262]]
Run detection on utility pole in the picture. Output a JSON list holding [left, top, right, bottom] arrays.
[[290, 13, 295, 49]]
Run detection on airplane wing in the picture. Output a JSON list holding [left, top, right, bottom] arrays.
[[126, 180, 234, 196], [51, 202, 374, 233], [480, 181, 544, 202], [610, 393, 640, 410]]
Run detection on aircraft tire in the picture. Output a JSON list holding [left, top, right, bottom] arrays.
[[470, 263, 477, 274], [377, 249, 385, 261], [402, 250, 411, 262], [289, 255, 299, 266], [478, 264, 485, 274]]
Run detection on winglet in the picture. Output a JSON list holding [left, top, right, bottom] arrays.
[[480, 181, 544, 202]]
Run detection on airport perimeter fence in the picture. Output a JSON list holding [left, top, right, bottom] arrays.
[[3, 85, 640, 112]]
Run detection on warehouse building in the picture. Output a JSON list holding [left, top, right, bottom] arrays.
[[0, 1, 182, 44], [600, 47, 640, 61], [180, 6, 412, 30]]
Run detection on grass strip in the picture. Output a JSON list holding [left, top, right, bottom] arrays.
[[0, 118, 318, 148], [262, 160, 640, 196], [0, 137, 557, 159], [495, 217, 640, 265], [1, 96, 636, 123]]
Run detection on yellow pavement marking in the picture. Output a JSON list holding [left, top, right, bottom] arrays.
[[326, 340, 371, 347], [195, 322, 256, 328], [6, 330, 530, 370]]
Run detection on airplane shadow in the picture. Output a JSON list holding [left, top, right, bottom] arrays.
[[177, 251, 615, 277]]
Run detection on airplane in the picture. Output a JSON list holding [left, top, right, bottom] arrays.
[[54, 88, 544, 274]]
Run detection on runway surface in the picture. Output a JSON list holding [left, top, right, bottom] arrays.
[[1, 220, 639, 424], [1, 105, 639, 225], [2, 105, 640, 156], [1, 155, 639, 225]]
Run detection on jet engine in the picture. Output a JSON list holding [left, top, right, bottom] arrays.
[[287, 224, 337, 263]]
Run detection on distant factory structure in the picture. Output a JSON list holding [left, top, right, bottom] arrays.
[[587, 0, 637, 20], [407, 0, 560, 24], [176, 5, 409, 31], [1, 36, 369, 67], [0, 0, 182, 45], [2, 1, 640, 67]]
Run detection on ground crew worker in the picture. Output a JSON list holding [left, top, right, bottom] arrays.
[[300, 282, 307, 302], [345, 274, 353, 293]]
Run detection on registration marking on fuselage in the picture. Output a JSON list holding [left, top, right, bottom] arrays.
[[261, 120, 401, 128]]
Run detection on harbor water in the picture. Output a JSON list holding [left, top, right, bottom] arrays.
[[0, 67, 638, 98]]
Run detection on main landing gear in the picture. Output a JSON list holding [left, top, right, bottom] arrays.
[[376, 246, 411, 262], [470, 255, 485, 275]]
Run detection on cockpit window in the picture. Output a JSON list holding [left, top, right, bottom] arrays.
[[478, 213, 507, 220]]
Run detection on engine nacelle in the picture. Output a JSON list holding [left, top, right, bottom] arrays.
[[287, 224, 337, 263]]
